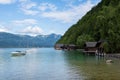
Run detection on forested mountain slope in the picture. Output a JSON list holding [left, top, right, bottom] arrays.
[[57, 0, 120, 52]]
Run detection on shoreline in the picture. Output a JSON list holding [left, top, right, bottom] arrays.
[[105, 54, 120, 60]]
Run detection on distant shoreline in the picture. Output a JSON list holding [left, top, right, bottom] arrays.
[[0, 47, 54, 48]]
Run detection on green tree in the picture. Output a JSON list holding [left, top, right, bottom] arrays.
[[57, 0, 120, 53], [76, 34, 94, 48]]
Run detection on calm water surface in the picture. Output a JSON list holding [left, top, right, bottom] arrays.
[[0, 48, 120, 80]]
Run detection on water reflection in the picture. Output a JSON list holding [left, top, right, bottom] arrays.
[[0, 48, 120, 80], [62, 50, 120, 80]]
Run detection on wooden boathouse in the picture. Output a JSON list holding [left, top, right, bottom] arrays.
[[83, 41, 105, 56], [54, 44, 64, 50], [54, 44, 77, 50]]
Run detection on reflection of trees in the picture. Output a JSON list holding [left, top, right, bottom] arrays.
[[62, 51, 120, 80]]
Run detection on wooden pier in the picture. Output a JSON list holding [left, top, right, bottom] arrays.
[[83, 41, 105, 56]]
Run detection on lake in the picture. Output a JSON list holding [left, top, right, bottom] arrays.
[[0, 48, 120, 80]]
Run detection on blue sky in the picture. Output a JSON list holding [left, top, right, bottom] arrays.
[[0, 0, 101, 36]]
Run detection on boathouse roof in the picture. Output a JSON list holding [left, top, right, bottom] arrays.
[[85, 42, 97, 47]]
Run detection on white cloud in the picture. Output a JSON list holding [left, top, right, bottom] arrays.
[[23, 2, 36, 9], [0, 25, 9, 32], [41, 1, 94, 23], [19, 0, 27, 3], [19, 0, 99, 23], [12, 19, 38, 25], [0, 0, 16, 4], [19, 0, 39, 15], [38, 3, 57, 11], [21, 26, 43, 36], [21, 9, 39, 15]]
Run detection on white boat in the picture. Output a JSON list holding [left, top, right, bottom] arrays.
[[11, 51, 26, 56]]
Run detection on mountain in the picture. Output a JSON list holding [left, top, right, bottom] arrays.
[[57, 0, 120, 53], [0, 32, 61, 48]]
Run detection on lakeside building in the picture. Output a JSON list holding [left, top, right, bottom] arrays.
[[55, 41, 105, 56], [84, 41, 105, 56], [54, 44, 77, 50]]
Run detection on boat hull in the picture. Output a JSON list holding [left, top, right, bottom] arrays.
[[11, 51, 26, 56]]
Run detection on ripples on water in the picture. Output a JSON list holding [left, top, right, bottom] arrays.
[[0, 48, 120, 80]]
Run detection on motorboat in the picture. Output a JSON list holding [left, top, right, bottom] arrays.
[[11, 51, 26, 56]]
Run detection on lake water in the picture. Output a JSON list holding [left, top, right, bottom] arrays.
[[0, 48, 120, 80]]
